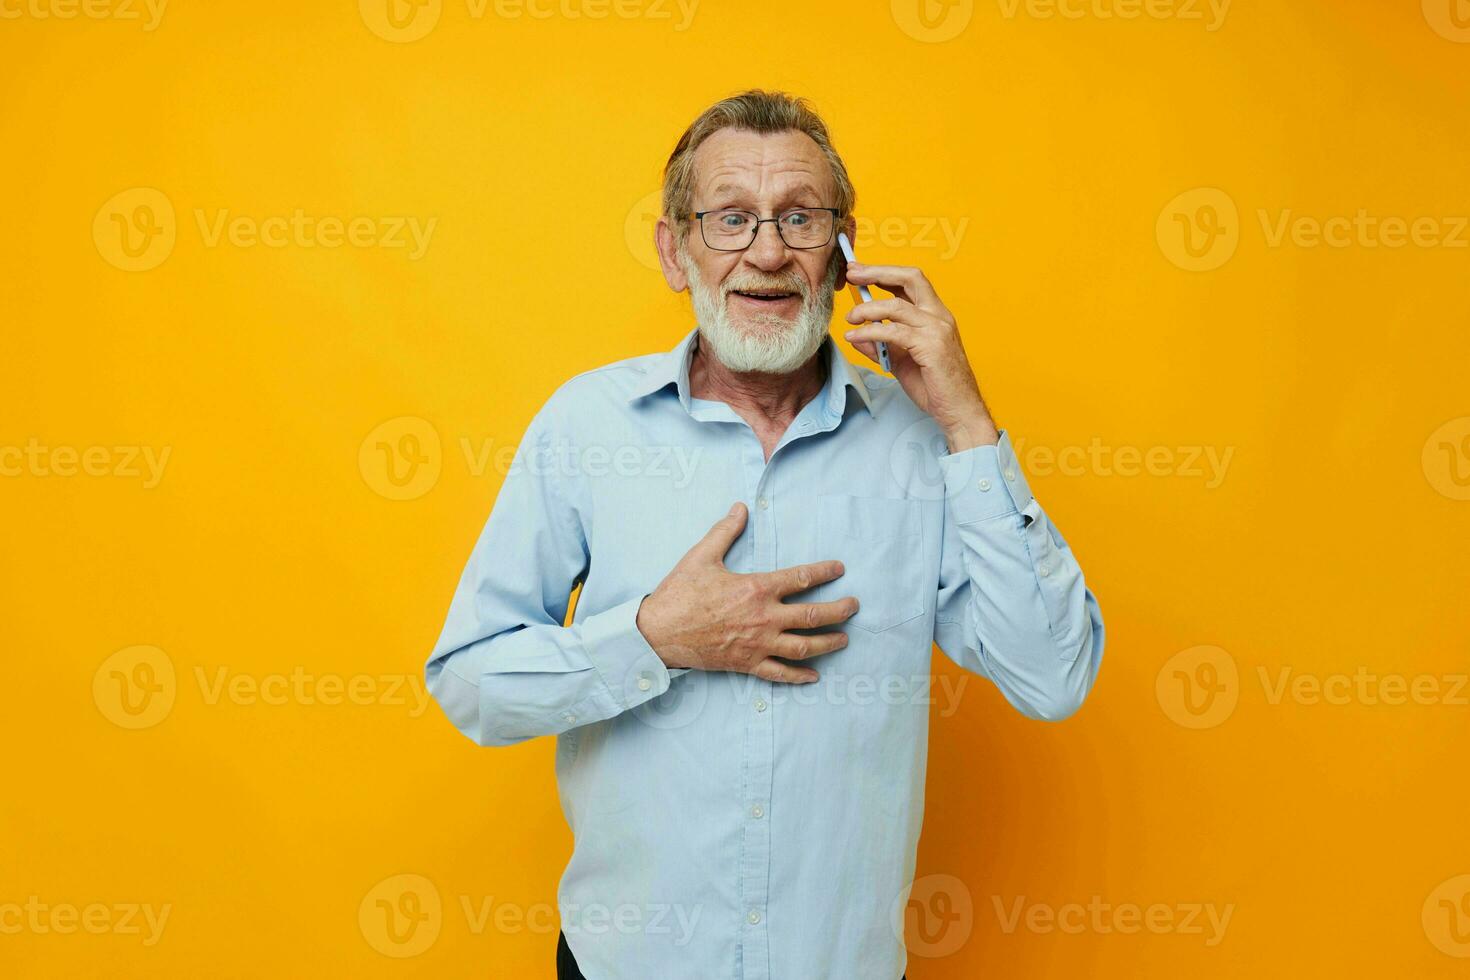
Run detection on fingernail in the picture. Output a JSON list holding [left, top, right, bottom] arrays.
[[729, 502, 740, 515]]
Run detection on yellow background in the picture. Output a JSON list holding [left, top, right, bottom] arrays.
[[4, 0, 1470, 975]]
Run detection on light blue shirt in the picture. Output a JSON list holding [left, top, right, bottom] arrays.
[[426, 327, 1104, 979]]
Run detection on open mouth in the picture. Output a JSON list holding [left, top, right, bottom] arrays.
[[730, 289, 800, 306]]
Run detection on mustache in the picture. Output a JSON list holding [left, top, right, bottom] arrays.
[[721, 274, 809, 298]]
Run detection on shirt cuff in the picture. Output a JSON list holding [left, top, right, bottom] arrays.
[[581, 594, 680, 709], [939, 428, 1037, 525]]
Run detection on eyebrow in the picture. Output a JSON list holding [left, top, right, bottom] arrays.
[[706, 183, 826, 208]]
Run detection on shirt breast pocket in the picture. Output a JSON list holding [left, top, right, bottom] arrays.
[[798, 493, 926, 634]]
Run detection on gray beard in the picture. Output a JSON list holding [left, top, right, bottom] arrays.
[[678, 245, 839, 375]]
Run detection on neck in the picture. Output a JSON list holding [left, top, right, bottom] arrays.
[[689, 334, 829, 426]]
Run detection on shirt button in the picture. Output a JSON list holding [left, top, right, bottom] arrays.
[[977, 478, 991, 492], [747, 909, 761, 925], [563, 713, 576, 724], [637, 675, 652, 691], [1039, 562, 1051, 577], [754, 698, 767, 713], [1005, 468, 1017, 482], [751, 804, 764, 819], [757, 497, 770, 510]]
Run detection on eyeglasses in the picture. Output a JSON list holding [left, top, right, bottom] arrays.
[[689, 207, 841, 251]]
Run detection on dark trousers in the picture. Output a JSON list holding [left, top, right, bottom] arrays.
[[557, 931, 905, 979]]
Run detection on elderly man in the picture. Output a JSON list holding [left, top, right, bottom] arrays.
[[426, 89, 1104, 980]]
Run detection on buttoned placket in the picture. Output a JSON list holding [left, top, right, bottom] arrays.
[[688, 390, 842, 980]]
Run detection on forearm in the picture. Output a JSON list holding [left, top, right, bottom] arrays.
[[933, 430, 1105, 720], [427, 595, 679, 746]]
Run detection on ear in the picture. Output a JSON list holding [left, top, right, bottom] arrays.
[[655, 216, 688, 292], [834, 214, 858, 290]]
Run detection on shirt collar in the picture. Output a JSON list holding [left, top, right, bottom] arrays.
[[627, 327, 876, 418]]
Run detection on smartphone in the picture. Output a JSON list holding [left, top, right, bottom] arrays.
[[836, 232, 891, 372]]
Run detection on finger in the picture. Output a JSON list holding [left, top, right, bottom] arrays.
[[844, 322, 916, 352], [689, 501, 748, 565], [779, 597, 860, 631], [751, 657, 819, 684], [760, 559, 845, 597], [844, 263, 943, 309], [844, 297, 938, 328], [850, 337, 880, 363], [775, 629, 850, 660]]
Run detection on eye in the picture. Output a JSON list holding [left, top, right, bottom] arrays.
[[782, 210, 811, 227], [716, 211, 751, 228]]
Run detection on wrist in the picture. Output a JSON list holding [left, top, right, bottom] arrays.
[[943, 408, 1000, 453], [635, 593, 682, 668]]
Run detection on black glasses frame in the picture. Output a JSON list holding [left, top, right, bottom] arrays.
[[689, 207, 842, 251]]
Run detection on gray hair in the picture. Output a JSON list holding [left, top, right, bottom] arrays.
[[662, 89, 856, 257]]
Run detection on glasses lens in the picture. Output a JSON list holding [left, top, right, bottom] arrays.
[[702, 210, 756, 250], [779, 209, 833, 248]]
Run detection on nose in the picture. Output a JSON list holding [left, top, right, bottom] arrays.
[[743, 220, 792, 272]]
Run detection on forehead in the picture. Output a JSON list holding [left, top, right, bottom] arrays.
[[691, 127, 835, 205]]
